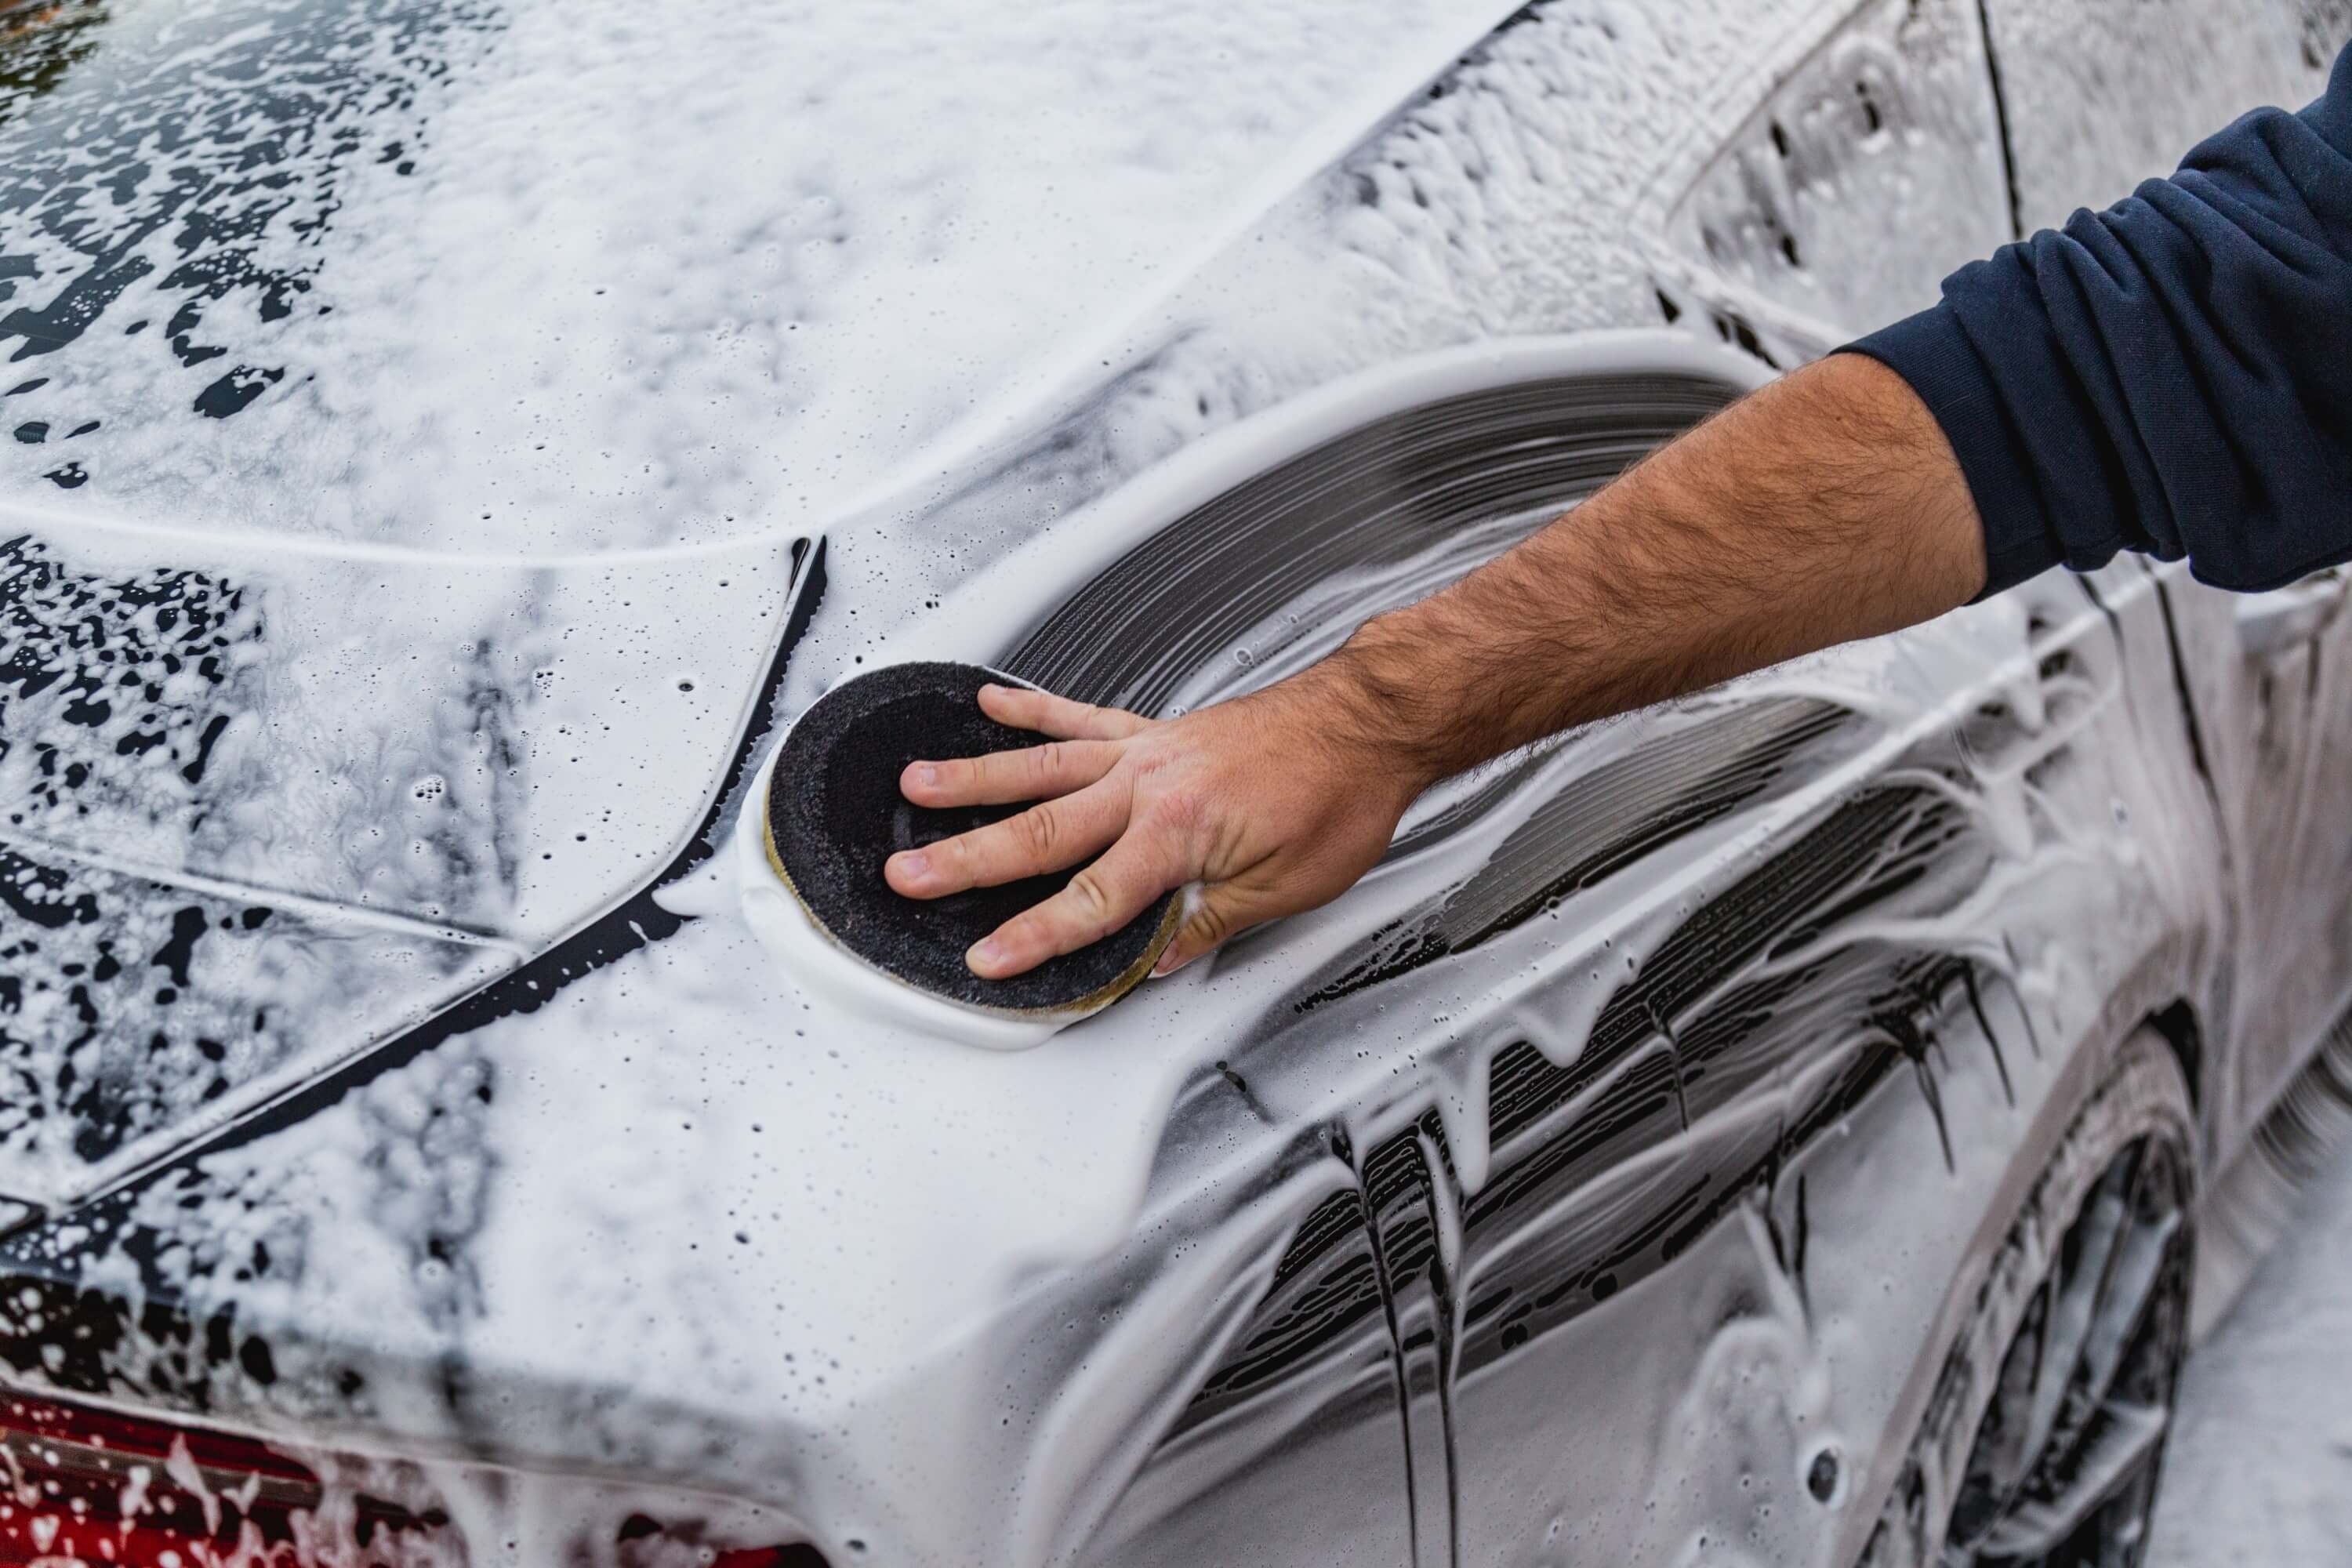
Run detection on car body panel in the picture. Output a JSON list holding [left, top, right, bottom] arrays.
[[1977, 0, 2352, 1174], [1980, 0, 2338, 234], [1076, 555, 2225, 1567], [0, 523, 802, 1207], [0, 0, 2345, 1563]]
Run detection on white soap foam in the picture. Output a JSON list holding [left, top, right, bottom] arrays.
[[2, 0, 2328, 1553]]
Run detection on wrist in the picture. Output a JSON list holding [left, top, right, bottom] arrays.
[[1305, 616, 1457, 806]]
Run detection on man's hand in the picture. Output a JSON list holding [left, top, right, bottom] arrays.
[[889, 352, 1987, 982], [884, 670, 1422, 978]]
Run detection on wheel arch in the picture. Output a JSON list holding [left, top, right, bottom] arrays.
[[2143, 997, 2207, 1117]]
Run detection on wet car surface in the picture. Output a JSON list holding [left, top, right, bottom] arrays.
[[0, 0, 2348, 1561]]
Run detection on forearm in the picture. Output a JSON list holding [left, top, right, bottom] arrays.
[[898, 44, 2352, 985], [894, 355, 1987, 982], [1311, 352, 1984, 790]]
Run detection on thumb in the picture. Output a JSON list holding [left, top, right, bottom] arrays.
[[1152, 881, 1263, 977]]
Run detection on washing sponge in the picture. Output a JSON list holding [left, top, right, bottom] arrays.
[[763, 661, 1179, 1017]]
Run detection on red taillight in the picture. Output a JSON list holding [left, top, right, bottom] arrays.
[[0, 1388, 328, 1563], [0, 1388, 825, 1566]]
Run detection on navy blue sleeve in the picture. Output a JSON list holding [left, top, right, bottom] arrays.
[[1844, 42, 2352, 595]]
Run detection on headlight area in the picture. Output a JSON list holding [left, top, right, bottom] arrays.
[[0, 1386, 825, 1566], [0, 538, 835, 1567]]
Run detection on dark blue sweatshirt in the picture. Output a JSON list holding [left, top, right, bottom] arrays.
[[1846, 42, 2352, 596]]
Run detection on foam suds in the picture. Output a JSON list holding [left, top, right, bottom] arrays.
[[0, 376, 2280, 1568], [0, 517, 803, 1208], [0, 0, 2342, 1559], [35, 546, 2210, 1566]]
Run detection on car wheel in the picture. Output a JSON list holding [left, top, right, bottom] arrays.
[[1860, 1029, 2197, 1568]]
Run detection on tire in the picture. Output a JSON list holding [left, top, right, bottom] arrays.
[[1860, 1030, 2198, 1568]]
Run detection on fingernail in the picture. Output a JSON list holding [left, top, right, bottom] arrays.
[[894, 850, 929, 880], [1153, 949, 1190, 978], [910, 764, 938, 789], [967, 938, 1004, 975]]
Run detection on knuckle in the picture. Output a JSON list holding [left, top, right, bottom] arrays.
[[1065, 870, 1115, 927], [1018, 804, 1061, 858], [1192, 902, 1232, 944], [1029, 742, 1065, 789], [1147, 786, 1205, 838]]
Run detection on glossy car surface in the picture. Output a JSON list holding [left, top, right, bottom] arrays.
[[0, 0, 2347, 1561]]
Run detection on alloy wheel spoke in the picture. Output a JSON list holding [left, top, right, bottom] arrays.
[[1937, 1134, 2192, 1568], [1974, 1396, 2169, 1561], [2075, 1207, 2179, 1414], [2013, 1168, 2131, 1492]]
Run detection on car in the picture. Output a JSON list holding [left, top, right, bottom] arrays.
[[0, 0, 2347, 1560]]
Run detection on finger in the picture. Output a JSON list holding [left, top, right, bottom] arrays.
[[967, 833, 1178, 978], [901, 739, 1119, 808], [978, 681, 1149, 741], [1153, 880, 1265, 976], [886, 781, 1123, 898]]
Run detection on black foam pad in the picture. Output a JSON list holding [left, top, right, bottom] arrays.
[[764, 661, 1179, 1015]]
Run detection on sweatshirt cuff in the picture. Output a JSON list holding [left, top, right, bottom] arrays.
[[1837, 307, 2056, 600]]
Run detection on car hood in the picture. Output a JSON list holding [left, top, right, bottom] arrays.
[[0, 0, 1527, 1207], [0, 0, 1519, 557]]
